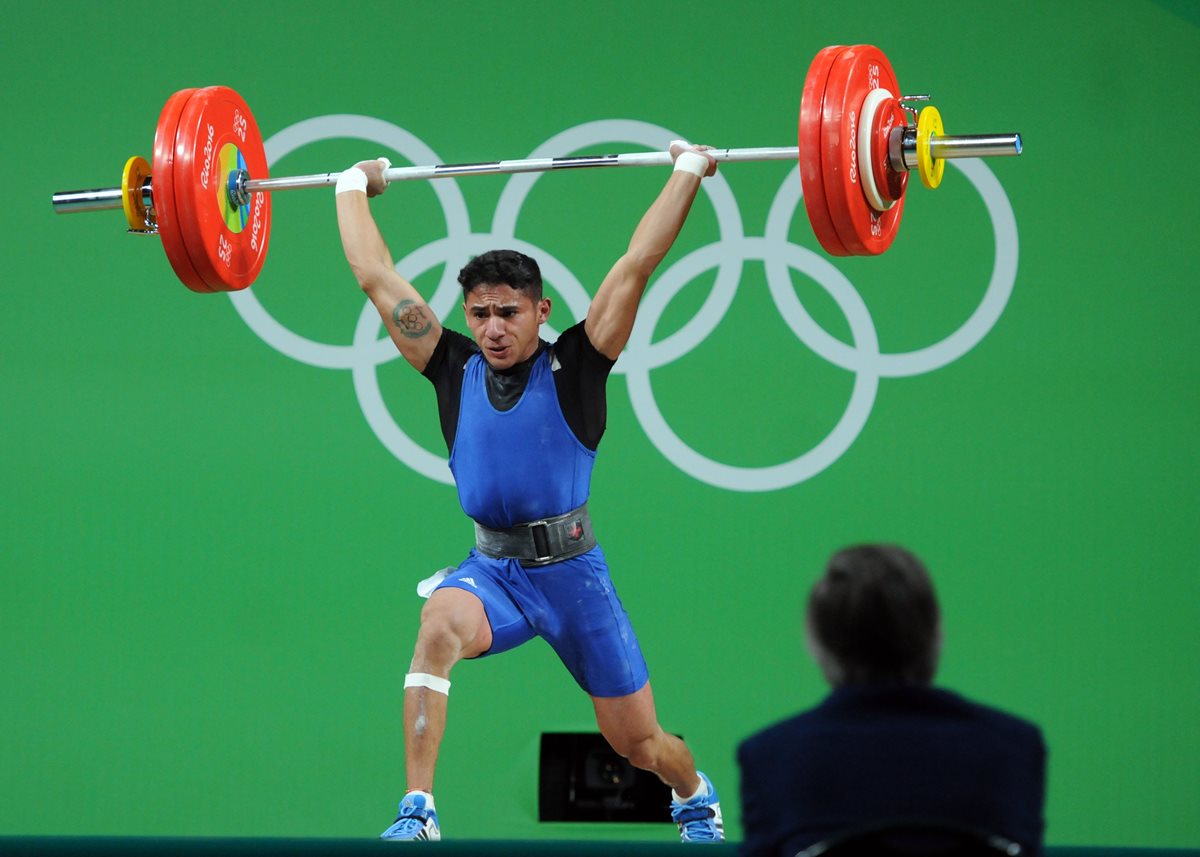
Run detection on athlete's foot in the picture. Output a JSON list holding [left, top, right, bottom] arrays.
[[380, 791, 441, 841], [670, 772, 724, 843]]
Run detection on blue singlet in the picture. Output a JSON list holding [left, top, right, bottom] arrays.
[[438, 347, 649, 698]]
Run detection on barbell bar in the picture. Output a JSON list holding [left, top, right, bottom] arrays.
[[51, 147, 802, 214], [54, 137, 1013, 211], [50, 44, 1023, 292]]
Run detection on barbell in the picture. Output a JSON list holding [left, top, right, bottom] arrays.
[[51, 44, 1022, 294]]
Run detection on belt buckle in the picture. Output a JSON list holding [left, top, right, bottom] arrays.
[[527, 519, 554, 563]]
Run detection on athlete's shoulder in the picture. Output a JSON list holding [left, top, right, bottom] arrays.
[[551, 320, 615, 370], [423, 327, 480, 380], [442, 327, 480, 356]]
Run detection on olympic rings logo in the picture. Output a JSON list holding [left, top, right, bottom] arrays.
[[229, 115, 1018, 492]]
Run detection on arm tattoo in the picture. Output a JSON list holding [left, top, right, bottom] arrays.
[[392, 299, 433, 339]]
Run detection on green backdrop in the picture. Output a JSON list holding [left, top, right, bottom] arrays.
[[2, 0, 1197, 848]]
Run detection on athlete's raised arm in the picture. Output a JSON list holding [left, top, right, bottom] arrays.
[[336, 158, 442, 373], [584, 141, 717, 361]]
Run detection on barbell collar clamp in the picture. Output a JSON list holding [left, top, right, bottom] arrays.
[[228, 169, 251, 208]]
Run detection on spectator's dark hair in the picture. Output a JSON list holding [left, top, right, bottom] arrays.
[[806, 544, 941, 687], [457, 250, 543, 301]]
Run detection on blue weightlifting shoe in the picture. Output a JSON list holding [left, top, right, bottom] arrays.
[[670, 771, 724, 843], [380, 791, 441, 841]]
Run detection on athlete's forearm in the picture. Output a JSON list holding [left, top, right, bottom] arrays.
[[336, 190, 396, 290], [623, 172, 702, 279]]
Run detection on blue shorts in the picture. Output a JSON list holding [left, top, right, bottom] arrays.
[[435, 545, 649, 698]]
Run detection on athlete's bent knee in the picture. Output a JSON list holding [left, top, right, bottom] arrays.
[[414, 594, 488, 664], [415, 611, 468, 659]]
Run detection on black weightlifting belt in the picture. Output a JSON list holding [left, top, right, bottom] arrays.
[[473, 503, 596, 566]]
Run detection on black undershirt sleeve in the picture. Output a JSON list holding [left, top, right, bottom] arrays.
[[550, 321, 616, 451], [420, 321, 614, 453]]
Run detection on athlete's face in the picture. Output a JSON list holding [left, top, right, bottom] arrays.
[[464, 283, 551, 370]]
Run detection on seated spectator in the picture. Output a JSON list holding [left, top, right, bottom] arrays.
[[737, 544, 1046, 856]]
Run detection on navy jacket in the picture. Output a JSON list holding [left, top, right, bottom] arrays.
[[736, 686, 1046, 857]]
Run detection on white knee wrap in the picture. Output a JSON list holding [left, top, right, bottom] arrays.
[[404, 672, 451, 695]]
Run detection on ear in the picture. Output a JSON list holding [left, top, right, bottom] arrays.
[[537, 297, 552, 324]]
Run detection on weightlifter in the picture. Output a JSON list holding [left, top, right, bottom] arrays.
[[335, 142, 724, 843]]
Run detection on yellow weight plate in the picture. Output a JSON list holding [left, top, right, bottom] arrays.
[[916, 106, 945, 190], [121, 155, 153, 232]]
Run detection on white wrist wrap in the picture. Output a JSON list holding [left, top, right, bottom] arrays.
[[336, 167, 368, 195], [405, 672, 451, 695], [674, 150, 709, 178]]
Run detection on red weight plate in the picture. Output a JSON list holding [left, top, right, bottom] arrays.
[[152, 88, 211, 293], [871, 96, 909, 204], [799, 45, 849, 257], [173, 86, 271, 292], [821, 45, 906, 255]]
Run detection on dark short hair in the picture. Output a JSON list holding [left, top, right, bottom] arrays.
[[806, 544, 941, 687], [457, 249, 543, 301]]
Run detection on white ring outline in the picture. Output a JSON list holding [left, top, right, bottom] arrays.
[[229, 115, 472, 370], [228, 116, 1019, 491], [490, 119, 749, 375], [625, 237, 879, 492], [763, 160, 1018, 379], [353, 232, 596, 484]]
